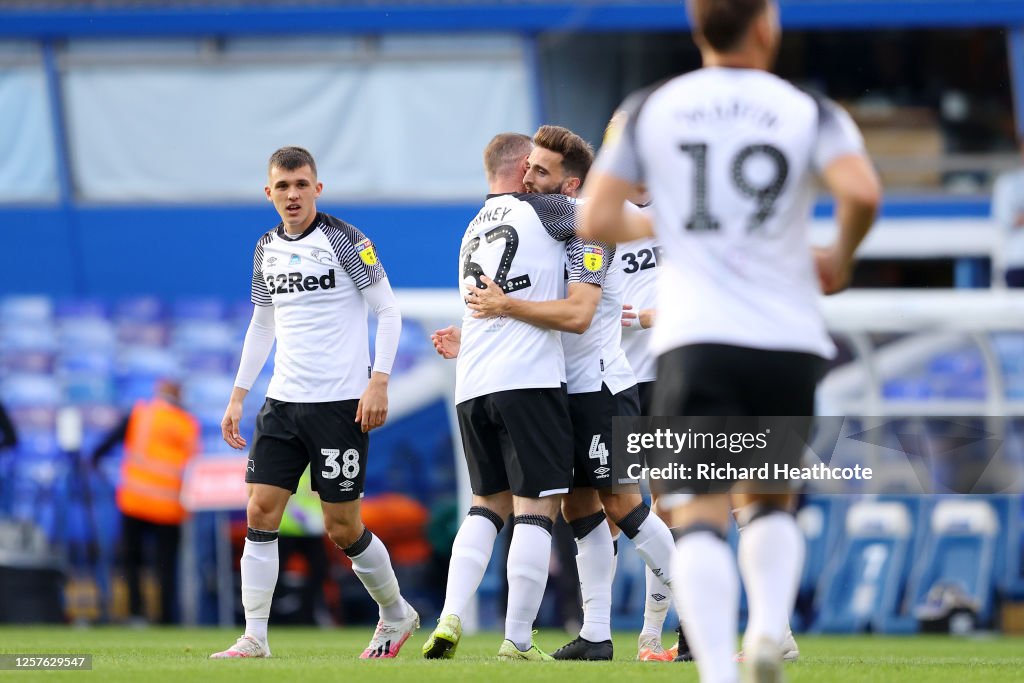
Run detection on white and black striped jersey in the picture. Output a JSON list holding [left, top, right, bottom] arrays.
[[618, 228, 659, 384], [596, 67, 866, 360], [250, 212, 387, 402], [456, 192, 598, 404], [562, 210, 636, 396]]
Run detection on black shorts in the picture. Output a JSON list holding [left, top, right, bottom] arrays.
[[247, 398, 368, 503], [569, 384, 641, 489], [652, 343, 826, 418], [456, 386, 573, 498], [636, 381, 656, 417], [649, 344, 827, 491]]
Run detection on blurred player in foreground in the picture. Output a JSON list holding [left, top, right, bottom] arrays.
[[580, 0, 880, 680]]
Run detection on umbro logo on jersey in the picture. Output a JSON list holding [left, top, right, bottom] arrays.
[[595, 466, 610, 477], [266, 257, 278, 266], [652, 593, 667, 602], [289, 254, 301, 265], [265, 268, 336, 295], [310, 248, 333, 264]]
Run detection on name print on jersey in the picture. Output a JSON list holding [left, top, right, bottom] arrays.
[[265, 269, 337, 295]]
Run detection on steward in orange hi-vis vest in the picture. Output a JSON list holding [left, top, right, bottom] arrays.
[[117, 398, 200, 525]]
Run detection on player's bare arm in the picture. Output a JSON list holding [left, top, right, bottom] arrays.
[[816, 153, 882, 294], [221, 386, 249, 449], [578, 172, 654, 243], [467, 274, 600, 334]]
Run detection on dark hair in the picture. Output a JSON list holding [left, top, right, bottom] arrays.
[[689, 0, 767, 52], [268, 146, 317, 176], [533, 125, 594, 184], [483, 133, 534, 180]]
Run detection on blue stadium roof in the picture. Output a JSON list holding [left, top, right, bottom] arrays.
[[0, 0, 1021, 38]]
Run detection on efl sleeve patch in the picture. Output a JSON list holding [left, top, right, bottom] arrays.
[[355, 238, 378, 266], [583, 245, 605, 272]]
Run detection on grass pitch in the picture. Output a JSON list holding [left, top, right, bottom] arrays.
[[1, 626, 1022, 682]]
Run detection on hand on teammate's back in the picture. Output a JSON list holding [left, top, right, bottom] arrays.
[[466, 275, 509, 319], [431, 325, 461, 359]]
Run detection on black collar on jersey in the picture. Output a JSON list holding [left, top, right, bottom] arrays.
[[276, 212, 322, 241], [486, 193, 519, 199]]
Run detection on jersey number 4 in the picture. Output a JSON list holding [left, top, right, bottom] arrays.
[[679, 143, 789, 233], [462, 224, 532, 293]]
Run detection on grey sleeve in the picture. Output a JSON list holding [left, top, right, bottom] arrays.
[[811, 97, 867, 172], [591, 89, 650, 185]]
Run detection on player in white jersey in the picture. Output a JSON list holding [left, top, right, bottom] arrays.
[[422, 132, 583, 662], [580, 1, 881, 681], [212, 147, 418, 660], [466, 126, 677, 663]]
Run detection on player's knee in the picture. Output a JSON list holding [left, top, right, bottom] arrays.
[[600, 492, 641, 522], [246, 494, 284, 529], [561, 497, 600, 522], [324, 516, 363, 549]]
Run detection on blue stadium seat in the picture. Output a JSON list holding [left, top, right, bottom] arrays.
[[904, 499, 1000, 628], [182, 373, 237, 413], [883, 377, 933, 401], [985, 495, 1024, 599], [62, 375, 115, 405], [54, 299, 109, 320], [172, 298, 228, 322], [116, 320, 169, 347], [1, 324, 58, 353], [179, 349, 236, 374], [0, 326, 58, 374], [794, 495, 848, 631], [0, 296, 53, 325], [814, 500, 914, 633], [117, 346, 179, 378], [114, 296, 166, 323], [1, 374, 62, 409], [172, 321, 237, 353], [57, 318, 117, 351], [56, 349, 116, 376]]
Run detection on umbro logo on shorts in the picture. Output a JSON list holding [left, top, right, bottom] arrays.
[[595, 466, 611, 477], [652, 593, 667, 602], [340, 480, 354, 490]]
